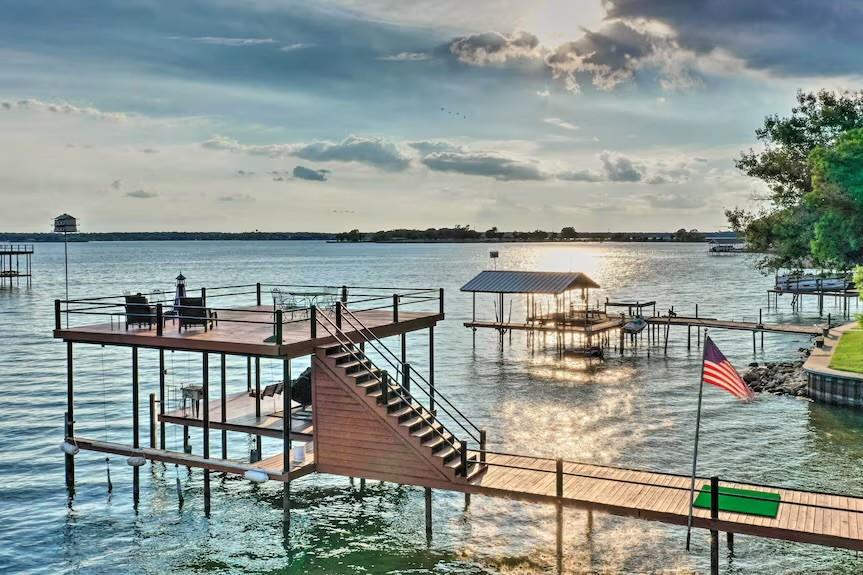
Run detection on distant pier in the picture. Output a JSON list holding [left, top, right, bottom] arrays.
[[0, 244, 33, 287]]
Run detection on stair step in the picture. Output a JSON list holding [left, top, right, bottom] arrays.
[[445, 452, 476, 469], [349, 368, 381, 384], [389, 405, 414, 419], [411, 421, 444, 439], [323, 343, 354, 356], [329, 350, 360, 362], [422, 432, 454, 451], [465, 462, 487, 481], [340, 359, 371, 371]]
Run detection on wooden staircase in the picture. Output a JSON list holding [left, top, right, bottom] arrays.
[[315, 341, 486, 483]]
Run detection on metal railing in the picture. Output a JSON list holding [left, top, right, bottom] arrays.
[[336, 302, 483, 446], [314, 309, 483, 477], [53, 282, 443, 345]]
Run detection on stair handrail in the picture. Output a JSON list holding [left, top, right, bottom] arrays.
[[314, 310, 468, 459], [336, 304, 483, 443]]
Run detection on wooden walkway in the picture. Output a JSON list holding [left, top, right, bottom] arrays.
[[464, 318, 624, 334], [161, 389, 313, 440], [73, 437, 316, 480], [55, 307, 441, 357], [647, 315, 825, 336], [459, 454, 863, 551]]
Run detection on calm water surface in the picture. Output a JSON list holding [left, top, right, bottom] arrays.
[[1, 241, 862, 574]]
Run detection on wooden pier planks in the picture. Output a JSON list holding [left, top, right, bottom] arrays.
[[54, 307, 442, 357], [459, 453, 863, 551], [647, 315, 824, 336]]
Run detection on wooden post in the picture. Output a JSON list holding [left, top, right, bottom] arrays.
[[439, 287, 444, 316], [159, 349, 165, 449], [149, 393, 156, 449], [220, 353, 227, 460], [393, 293, 399, 323], [246, 356, 251, 392], [465, 492, 471, 508], [710, 476, 719, 575], [254, 357, 261, 462], [65, 341, 75, 490], [310, 306, 317, 338], [727, 531, 734, 552], [132, 346, 140, 508], [479, 430, 486, 463], [341, 285, 348, 305], [283, 358, 291, 531], [275, 310, 283, 345], [203, 352, 210, 517], [429, 327, 435, 413], [156, 303, 163, 336], [335, 301, 342, 329], [401, 333, 407, 366], [752, 330, 756, 355], [256, 282, 261, 306], [425, 487, 432, 542]]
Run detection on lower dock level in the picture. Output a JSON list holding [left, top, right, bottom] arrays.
[[68, 438, 863, 551]]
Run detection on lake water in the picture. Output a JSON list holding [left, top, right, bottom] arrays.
[[1, 240, 862, 574]]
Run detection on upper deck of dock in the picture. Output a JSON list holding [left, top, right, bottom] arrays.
[[53, 282, 444, 357]]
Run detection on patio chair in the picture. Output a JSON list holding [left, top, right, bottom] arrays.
[[177, 296, 216, 333], [124, 293, 156, 330]]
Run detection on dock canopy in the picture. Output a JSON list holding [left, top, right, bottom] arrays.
[[460, 270, 599, 294]]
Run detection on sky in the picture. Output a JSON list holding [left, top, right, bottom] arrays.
[[1, 0, 862, 233]]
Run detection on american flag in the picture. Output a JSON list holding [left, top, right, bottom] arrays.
[[703, 337, 756, 401]]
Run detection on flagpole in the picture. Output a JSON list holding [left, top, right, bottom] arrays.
[[685, 331, 708, 551]]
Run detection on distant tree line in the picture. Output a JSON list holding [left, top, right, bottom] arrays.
[[0, 231, 334, 242], [335, 226, 706, 243]]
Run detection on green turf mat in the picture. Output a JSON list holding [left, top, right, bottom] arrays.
[[693, 485, 780, 518]]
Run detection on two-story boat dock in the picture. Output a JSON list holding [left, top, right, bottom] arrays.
[[55, 280, 863, 573]]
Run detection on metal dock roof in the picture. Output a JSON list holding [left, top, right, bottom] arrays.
[[460, 270, 600, 294]]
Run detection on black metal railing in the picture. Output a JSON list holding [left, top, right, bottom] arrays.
[[315, 310, 482, 477]]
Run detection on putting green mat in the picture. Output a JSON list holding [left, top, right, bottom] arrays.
[[693, 485, 781, 518]]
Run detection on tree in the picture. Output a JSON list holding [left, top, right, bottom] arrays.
[[728, 90, 863, 270], [806, 128, 863, 268], [560, 226, 577, 239], [485, 226, 499, 239]]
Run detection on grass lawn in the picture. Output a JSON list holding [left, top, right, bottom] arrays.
[[829, 330, 863, 374]]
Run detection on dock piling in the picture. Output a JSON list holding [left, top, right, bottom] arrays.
[[220, 353, 227, 460], [159, 350, 165, 449], [202, 352, 210, 518], [710, 476, 719, 575], [283, 359, 291, 531], [132, 346, 140, 508], [425, 487, 432, 542], [149, 393, 156, 449], [65, 341, 75, 491]]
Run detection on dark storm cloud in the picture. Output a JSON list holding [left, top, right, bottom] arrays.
[[293, 165, 329, 181], [420, 150, 547, 181], [603, 0, 863, 76]]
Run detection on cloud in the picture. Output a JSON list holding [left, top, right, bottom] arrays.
[[642, 190, 706, 209], [202, 134, 410, 171], [1, 98, 131, 121], [281, 43, 313, 52], [182, 36, 275, 47], [294, 136, 410, 171], [377, 52, 430, 61], [420, 150, 546, 181], [448, 31, 541, 65], [407, 140, 463, 155], [604, 0, 863, 78], [293, 165, 329, 181], [126, 190, 157, 199], [543, 117, 579, 131], [218, 193, 255, 202], [599, 151, 643, 182], [557, 169, 603, 182]]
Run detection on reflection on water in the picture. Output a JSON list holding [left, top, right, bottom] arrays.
[[1, 241, 862, 573]]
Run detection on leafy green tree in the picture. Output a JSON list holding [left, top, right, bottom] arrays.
[[728, 90, 863, 270], [560, 226, 577, 239]]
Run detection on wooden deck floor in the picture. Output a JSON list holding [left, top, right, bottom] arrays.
[[55, 307, 442, 357], [457, 454, 863, 551], [647, 315, 825, 336], [161, 389, 313, 440]]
